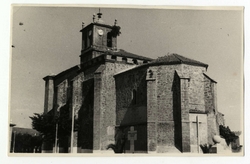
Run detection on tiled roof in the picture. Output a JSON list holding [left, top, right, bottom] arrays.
[[106, 49, 153, 61], [151, 53, 208, 68], [13, 127, 40, 136], [114, 53, 209, 76], [43, 65, 80, 81]]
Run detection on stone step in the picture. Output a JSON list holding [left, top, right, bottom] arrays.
[[156, 146, 181, 153]]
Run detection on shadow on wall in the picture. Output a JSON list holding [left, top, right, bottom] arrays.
[[114, 71, 148, 153], [172, 72, 182, 152], [78, 79, 94, 150], [107, 127, 128, 153]]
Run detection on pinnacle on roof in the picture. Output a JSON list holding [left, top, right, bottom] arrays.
[[97, 8, 102, 19], [94, 8, 104, 24]]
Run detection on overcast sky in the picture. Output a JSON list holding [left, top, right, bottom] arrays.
[[10, 6, 243, 132]]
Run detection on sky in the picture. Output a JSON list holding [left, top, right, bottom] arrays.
[[9, 6, 243, 132]]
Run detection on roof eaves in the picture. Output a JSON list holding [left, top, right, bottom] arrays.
[[172, 53, 183, 63], [106, 49, 154, 61], [114, 65, 138, 76], [203, 73, 217, 83], [53, 65, 80, 79], [183, 61, 209, 68], [43, 75, 55, 81], [173, 53, 209, 68], [114, 64, 149, 77]]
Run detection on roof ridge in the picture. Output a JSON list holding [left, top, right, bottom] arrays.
[[172, 53, 183, 62]]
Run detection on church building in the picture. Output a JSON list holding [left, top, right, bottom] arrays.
[[42, 10, 224, 153]]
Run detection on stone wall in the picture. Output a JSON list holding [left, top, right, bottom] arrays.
[[42, 66, 80, 152], [115, 67, 148, 126], [155, 65, 181, 122], [217, 112, 225, 126], [84, 64, 102, 81], [179, 77, 191, 152], [148, 64, 212, 153], [204, 74, 219, 144], [45, 59, 220, 153], [93, 25, 117, 49], [57, 80, 68, 108], [93, 62, 135, 151], [146, 66, 157, 152], [43, 77, 54, 114], [172, 72, 182, 152], [204, 74, 215, 113], [78, 79, 94, 151], [189, 113, 208, 153], [147, 65, 182, 152], [72, 73, 84, 120], [123, 124, 147, 153], [182, 65, 206, 112]]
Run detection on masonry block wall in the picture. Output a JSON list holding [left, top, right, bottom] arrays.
[[43, 76, 54, 114], [146, 66, 157, 152], [57, 80, 68, 108], [180, 78, 191, 152], [181, 65, 219, 147], [189, 113, 208, 153], [172, 72, 182, 152], [70, 73, 84, 152], [115, 67, 148, 125], [182, 65, 206, 112], [78, 79, 94, 152], [71, 73, 84, 121], [42, 66, 80, 152], [147, 65, 183, 152], [115, 66, 148, 152], [92, 62, 135, 151], [145, 63, 217, 153], [217, 112, 225, 126], [204, 74, 219, 144], [181, 65, 206, 152], [93, 25, 117, 49]]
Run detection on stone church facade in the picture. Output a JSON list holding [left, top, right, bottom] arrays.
[[42, 11, 224, 153]]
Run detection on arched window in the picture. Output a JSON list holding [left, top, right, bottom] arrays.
[[87, 30, 92, 48], [82, 33, 86, 50]]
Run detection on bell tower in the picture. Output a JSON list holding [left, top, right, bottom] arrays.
[[80, 9, 119, 64]]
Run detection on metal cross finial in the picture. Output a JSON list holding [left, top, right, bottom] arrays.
[[82, 22, 84, 28], [97, 8, 102, 19]]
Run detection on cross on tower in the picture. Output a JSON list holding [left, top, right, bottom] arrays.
[[128, 126, 137, 153], [97, 8, 102, 19]]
